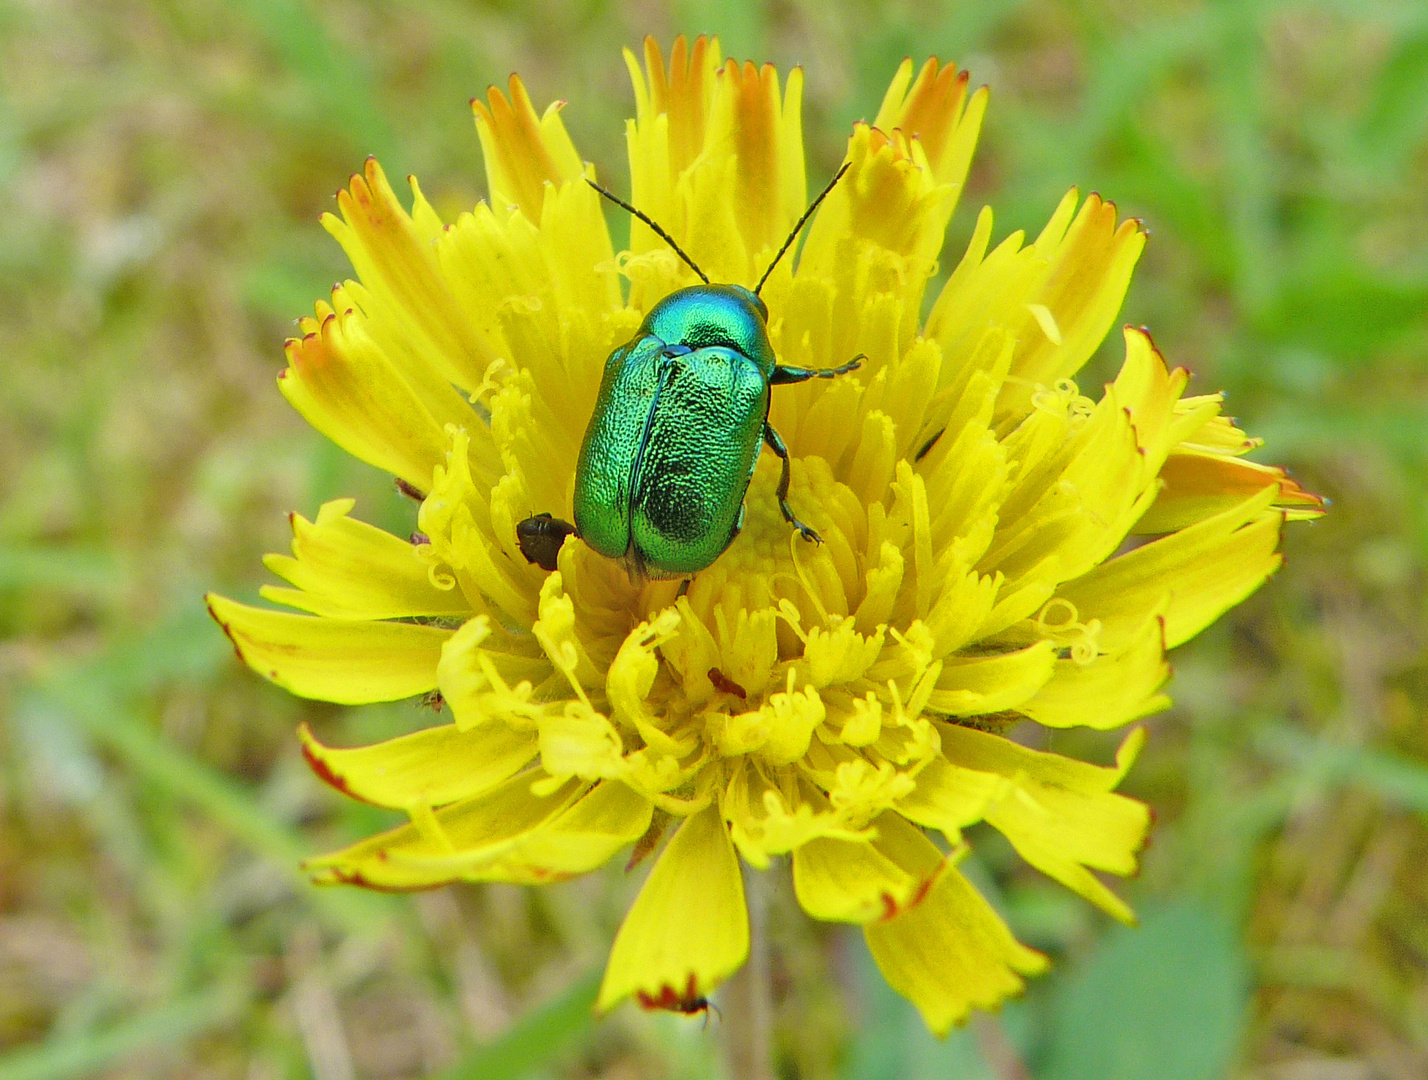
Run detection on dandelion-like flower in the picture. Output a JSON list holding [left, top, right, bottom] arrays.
[[208, 37, 1322, 1031]]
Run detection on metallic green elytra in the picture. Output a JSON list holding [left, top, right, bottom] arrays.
[[518, 166, 861, 580]]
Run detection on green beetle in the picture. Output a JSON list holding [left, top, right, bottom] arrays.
[[519, 167, 860, 580]]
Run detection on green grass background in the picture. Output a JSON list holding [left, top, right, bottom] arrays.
[[2, 0, 1426, 1076]]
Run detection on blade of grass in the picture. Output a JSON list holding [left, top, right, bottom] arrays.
[[26, 605, 395, 935], [1253, 725, 1428, 816], [224, 0, 398, 161], [36, 676, 391, 935], [434, 969, 601, 1080], [0, 983, 246, 1080], [0, 546, 125, 596]]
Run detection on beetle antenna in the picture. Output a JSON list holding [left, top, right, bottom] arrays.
[[587, 179, 709, 284], [753, 161, 851, 297]]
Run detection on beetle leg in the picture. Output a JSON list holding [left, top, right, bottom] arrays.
[[727, 502, 745, 548], [769, 353, 864, 385], [763, 423, 821, 544]]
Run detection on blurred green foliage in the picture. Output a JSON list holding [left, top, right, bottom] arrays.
[[2, 0, 1426, 1077]]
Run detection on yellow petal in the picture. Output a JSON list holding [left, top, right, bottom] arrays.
[[261, 499, 473, 619], [473, 75, 584, 222], [278, 308, 456, 491], [872, 57, 987, 189], [1020, 616, 1172, 730], [323, 158, 498, 392], [792, 123, 955, 363], [206, 594, 448, 704], [865, 865, 1048, 1035], [1008, 193, 1147, 390], [376, 779, 653, 884], [895, 757, 1004, 841], [630, 36, 721, 179], [465, 780, 653, 883], [928, 191, 1146, 413], [939, 721, 1144, 795], [724, 764, 872, 866], [792, 812, 946, 923], [927, 641, 1057, 715], [942, 725, 1150, 922], [706, 58, 805, 265], [1136, 449, 1327, 534], [1058, 486, 1284, 650], [305, 772, 583, 890], [298, 720, 538, 811], [436, 615, 553, 732], [597, 804, 748, 1012]]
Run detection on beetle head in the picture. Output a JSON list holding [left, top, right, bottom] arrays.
[[726, 284, 768, 322], [643, 284, 775, 370]]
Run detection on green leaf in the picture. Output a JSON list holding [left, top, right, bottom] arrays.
[[1039, 903, 1249, 1080]]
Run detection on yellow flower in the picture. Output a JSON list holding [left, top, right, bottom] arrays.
[[208, 37, 1323, 1033]]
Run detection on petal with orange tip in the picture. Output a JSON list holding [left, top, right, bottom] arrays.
[[298, 719, 538, 811], [597, 804, 748, 1013], [206, 594, 448, 704], [628, 35, 722, 181], [706, 58, 806, 260], [784, 124, 960, 372], [865, 864, 1048, 1035], [928, 191, 1147, 408], [1011, 193, 1149, 390], [799, 123, 951, 274], [278, 309, 454, 492], [623, 36, 726, 297], [473, 75, 584, 222], [1136, 450, 1326, 534], [323, 158, 497, 391], [874, 57, 988, 190]]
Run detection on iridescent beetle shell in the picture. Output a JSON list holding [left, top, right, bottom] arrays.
[[573, 285, 775, 578]]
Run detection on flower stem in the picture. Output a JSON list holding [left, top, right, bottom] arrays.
[[723, 866, 774, 1080]]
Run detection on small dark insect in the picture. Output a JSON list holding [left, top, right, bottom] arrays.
[[410, 531, 430, 546], [421, 689, 445, 712], [707, 667, 747, 699], [913, 429, 943, 462], [638, 976, 721, 1027], [515, 512, 578, 572], [395, 477, 426, 501]]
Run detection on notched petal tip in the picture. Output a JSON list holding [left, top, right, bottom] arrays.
[[306, 862, 455, 893], [297, 721, 363, 802], [205, 592, 247, 664], [596, 806, 748, 1014]]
